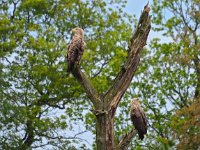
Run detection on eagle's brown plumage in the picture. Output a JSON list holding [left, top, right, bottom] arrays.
[[67, 27, 86, 72], [130, 98, 147, 140]]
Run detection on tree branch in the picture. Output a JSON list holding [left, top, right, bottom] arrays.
[[194, 56, 200, 99], [72, 67, 102, 108], [116, 129, 137, 150], [91, 60, 108, 78], [21, 113, 35, 149], [104, 3, 151, 115]]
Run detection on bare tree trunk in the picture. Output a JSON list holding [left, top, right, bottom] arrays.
[[96, 113, 115, 150]]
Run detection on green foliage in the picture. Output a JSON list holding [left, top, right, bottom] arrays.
[[171, 98, 200, 149]]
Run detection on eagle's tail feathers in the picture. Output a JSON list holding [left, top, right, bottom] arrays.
[[139, 133, 144, 140]]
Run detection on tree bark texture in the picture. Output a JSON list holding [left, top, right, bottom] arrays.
[[71, 3, 151, 150], [96, 113, 115, 150]]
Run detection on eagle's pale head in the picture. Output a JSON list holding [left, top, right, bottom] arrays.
[[131, 98, 141, 108], [72, 27, 84, 36]]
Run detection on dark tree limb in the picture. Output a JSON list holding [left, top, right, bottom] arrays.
[[91, 61, 108, 78], [194, 56, 200, 99], [104, 4, 151, 115], [22, 119, 34, 149], [21, 109, 36, 150], [116, 129, 138, 150], [72, 67, 102, 108]]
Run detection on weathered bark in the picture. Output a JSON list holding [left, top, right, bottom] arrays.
[[72, 67, 102, 109], [96, 113, 115, 150], [104, 4, 151, 112], [71, 3, 151, 150]]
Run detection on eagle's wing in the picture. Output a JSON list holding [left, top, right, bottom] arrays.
[[67, 37, 85, 71], [138, 106, 147, 132], [76, 38, 85, 65], [67, 37, 81, 71]]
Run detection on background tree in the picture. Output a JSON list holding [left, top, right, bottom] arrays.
[[171, 98, 200, 150]]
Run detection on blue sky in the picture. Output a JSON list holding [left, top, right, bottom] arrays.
[[126, 0, 172, 43], [126, 0, 156, 42], [126, 0, 152, 17]]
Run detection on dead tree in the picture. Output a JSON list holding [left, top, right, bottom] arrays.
[[71, 4, 151, 150]]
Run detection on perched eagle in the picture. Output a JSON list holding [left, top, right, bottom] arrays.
[[130, 98, 147, 140], [67, 27, 86, 72]]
